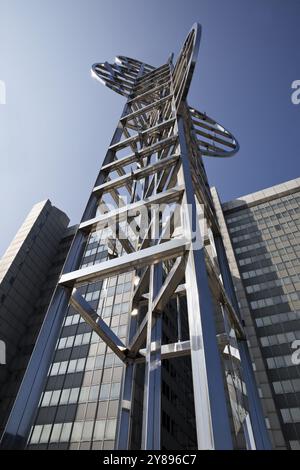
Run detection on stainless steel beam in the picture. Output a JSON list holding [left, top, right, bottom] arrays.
[[70, 289, 128, 362], [141, 262, 162, 450], [120, 95, 172, 122], [59, 237, 188, 287], [93, 153, 179, 195], [100, 135, 177, 174], [116, 363, 134, 449], [79, 186, 184, 232], [128, 82, 170, 104], [108, 118, 176, 152], [205, 252, 245, 339], [132, 268, 150, 307], [127, 314, 148, 356], [138, 340, 191, 362], [152, 255, 186, 313], [177, 114, 233, 449]]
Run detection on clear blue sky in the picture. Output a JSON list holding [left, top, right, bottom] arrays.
[[0, 0, 299, 256]]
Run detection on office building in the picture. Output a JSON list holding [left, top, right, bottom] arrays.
[[0, 200, 75, 436], [213, 178, 300, 450]]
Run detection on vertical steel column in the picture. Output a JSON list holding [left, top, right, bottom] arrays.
[[141, 263, 163, 450], [116, 363, 135, 449], [177, 115, 233, 449], [141, 203, 163, 450], [116, 291, 141, 449], [214, 235, 272, 449], [176, 294, 182, 342], [220, 302, 255, 450]]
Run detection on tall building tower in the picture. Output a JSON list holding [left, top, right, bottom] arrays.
[[213, 178, 300, 450], [1, 24, 271, 450], [0, 200, 74, 436]]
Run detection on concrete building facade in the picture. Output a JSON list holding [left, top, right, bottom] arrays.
[[0, 200, 75, 436], [213, 178, 300, 450]]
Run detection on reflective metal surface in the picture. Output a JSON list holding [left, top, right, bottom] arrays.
[[1, 23, 270, 451]]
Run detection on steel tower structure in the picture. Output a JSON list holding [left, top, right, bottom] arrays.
[[2, 24, 271, 450]]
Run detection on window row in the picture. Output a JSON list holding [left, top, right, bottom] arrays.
[[272, 245, 300, 258], [228, 216, 299, 235], [57, 324, 127, 352], [78, 382, 121, 403], [228, 221, 257, 234], [226, 212, 253, 225], [246, 278, 282, 294], [246, 275, 300, 294], [235, 240, 266, 254], [100, 301, 130, 319], [30, 418, 117, 445], [98, 281, 132, 299], [235, 236, 300, 256], [231, 229, 266, 243], [227, 207, 300, 233], [49, 353, 123, 376], [84, 244, 107, 257], [242, 265, 277, 280], [64, 311, 128, 332], [226, 198, 300, 225], [251, 295, 288, 310], [64, 313, 85, 327], [41, 382, 121, 408], [277, 259, 300, 270], [260, 330, 300, 347], [266, 354, 294, 369], [251, 292, 300, 310], [81, 250, 108, 267], [239, 252, 271, 267], [57, 332, 92, 350], [273, 378, 300, 395], [289, 440, 300, 450], [232, 229, 300, 244], [280, 407, 300, 424], [255, 311, 300, 328]]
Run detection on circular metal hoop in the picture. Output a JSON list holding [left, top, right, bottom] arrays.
[[91, 56, 155, 97], [172, 23, 201, 104], [190, 107, 239, 158]]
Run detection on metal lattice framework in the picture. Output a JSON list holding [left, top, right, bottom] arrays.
[[2, 23, 271, 451]]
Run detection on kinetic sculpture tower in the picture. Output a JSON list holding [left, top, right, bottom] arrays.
[[2, 24, 271, 450]]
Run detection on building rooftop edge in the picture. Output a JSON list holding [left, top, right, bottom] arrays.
[[221, 177, 300, 213]]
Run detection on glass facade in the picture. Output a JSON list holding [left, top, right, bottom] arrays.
[[28, 227, 133, 450], [224, 185, 300, 449]]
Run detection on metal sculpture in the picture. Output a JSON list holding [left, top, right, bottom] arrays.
[[1, 23, 271, 451]]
